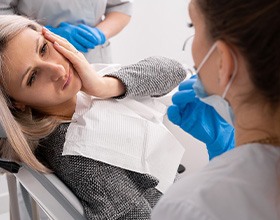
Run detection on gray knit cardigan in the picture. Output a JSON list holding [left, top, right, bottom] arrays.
[[36, 56, 186, 220]]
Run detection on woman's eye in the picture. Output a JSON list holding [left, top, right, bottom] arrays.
[[40, 42, 48, 55], [27, 71, 37, 86]]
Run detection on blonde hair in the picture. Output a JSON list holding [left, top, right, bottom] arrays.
[[0, 15, 60, 172], [0, 90, 48, 172]]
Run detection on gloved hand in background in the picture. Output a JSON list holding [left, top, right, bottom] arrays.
[[46, 22, 106, 53], [167, 75, 235, 160]]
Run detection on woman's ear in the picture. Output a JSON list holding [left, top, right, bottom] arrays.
[[13, 101, 26, 112], [216, 40, 235, 89]]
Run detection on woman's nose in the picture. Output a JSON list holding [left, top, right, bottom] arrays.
[[47, 63, 66, 81]]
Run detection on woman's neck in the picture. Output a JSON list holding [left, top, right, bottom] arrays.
[[35, 96, 77, 120]]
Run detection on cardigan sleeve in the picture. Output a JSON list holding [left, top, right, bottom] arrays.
[[104, 56, 187, 99]]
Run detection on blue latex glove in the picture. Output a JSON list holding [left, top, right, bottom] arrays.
[[46, 22, 106, 53], [77, 24, 106, 46], [167, 75, 235, 160]]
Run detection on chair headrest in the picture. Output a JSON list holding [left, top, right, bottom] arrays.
[[0, 159, 21, 173]]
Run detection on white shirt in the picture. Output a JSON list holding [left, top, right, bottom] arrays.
[[152, 143, 280, 220]]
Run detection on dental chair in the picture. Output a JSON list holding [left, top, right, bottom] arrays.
[[0, 120, 86, 220], [0, 159, 87, 220]]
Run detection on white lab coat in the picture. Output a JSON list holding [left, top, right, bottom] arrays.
[[152, 143, 280, 220], [0, 0, 133, 63]]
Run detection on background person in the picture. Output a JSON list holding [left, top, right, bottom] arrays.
[[152, 0, 280, 219], [0, 0, 133, 63]]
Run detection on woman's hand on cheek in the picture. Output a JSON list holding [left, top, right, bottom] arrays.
[[42, 28, 124, 98]]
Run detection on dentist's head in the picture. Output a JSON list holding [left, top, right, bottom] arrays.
[[190, 0, 280, 145]]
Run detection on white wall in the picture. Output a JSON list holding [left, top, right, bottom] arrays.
[[111, 0, 194, 66], [111, 0, 208, 174]]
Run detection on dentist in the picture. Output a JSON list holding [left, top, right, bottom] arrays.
[[152, 0, 280, 219]]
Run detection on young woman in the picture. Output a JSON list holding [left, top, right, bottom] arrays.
[[0, 15, 186, 219], [152, 0, 280, 219]]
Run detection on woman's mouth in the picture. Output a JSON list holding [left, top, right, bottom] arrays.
[[63, 67, 72, 89]]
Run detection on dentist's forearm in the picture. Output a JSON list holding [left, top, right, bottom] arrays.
[[96, 12, 131, 39]]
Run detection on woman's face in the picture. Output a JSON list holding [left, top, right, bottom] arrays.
[[189, 0, 220, 95], [3, 27, 82, 114]]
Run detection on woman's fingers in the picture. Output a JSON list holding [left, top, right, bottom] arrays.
[[42, 27, 67, 42], [53, 41, 83, 67], [42, 28, 86, 66], [42, 28, 76, 52]]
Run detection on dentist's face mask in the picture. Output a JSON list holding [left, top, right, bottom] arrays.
[[192, 43, 238, 126]]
